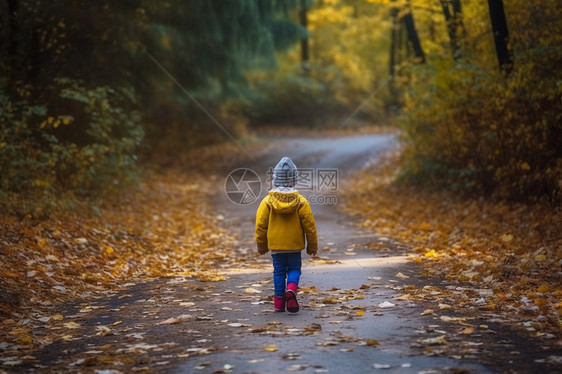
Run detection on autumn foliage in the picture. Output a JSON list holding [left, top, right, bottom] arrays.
[[0, 156, 238, 348], [343, 151, 562, 334], [397, 0, 562, 202]]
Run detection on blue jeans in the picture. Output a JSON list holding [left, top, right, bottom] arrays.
[[271, 252, 302, 297]]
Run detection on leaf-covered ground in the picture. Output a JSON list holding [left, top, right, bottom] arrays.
[[0, 142, 265, 353], [341, 150, 562, 340]]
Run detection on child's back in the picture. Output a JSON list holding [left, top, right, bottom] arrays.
[[255, 157, 318, 313]]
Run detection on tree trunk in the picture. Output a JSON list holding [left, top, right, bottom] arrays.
[[441, 0, 457, 58], [389, 7, 399, 76], [8, 0, 19, 91], [299, 0, 310, 75], [487, 0, 513, 74], [403, 11, 425, 63]]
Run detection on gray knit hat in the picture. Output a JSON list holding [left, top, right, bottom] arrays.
[[273, 157, 298, 187]]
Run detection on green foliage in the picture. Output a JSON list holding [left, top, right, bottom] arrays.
[[0, 0, 305, 199], [0, 79, 143, 199], [245, 0, 392, 127], [244, 67, 350, 127], [398, 1, 562, 203]]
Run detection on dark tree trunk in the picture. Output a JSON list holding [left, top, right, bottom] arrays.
[[299, 0, 309, 75], [389, 8, 399, 76], [440, 0, 459, 58], [8, 0, 19, 91], [403, 11, 425, 63], [487, 0, 513, 74]]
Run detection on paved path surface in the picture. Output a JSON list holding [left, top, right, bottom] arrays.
[[188, 134, 492, 373]]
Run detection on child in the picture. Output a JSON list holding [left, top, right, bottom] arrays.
[[255, 157, 318, 313]]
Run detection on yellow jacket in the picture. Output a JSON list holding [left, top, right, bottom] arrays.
[[255, 191, 318, 254]]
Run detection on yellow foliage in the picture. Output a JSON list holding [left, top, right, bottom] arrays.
[[342, 151, 562, 334]]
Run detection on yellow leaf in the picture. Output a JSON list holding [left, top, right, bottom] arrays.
[[102, 246, 116, 259], [419, 222, 431, 231], [395, 272, 410, 279], [264, 345, 278, 352], [52, 314, 64, 320], [418, 335, 447, 345], [2, 270, 20, 278], [535, 254, 547, 261], [355, 310, 365, 317], [244, 287, 261, 294], [538, 284, 550, 293], [500, 234, 513, 242], [365, 339, 379, 346], [15, 334, 33, 345], [420, 309, 434, 316], [63, 321, 81, 329], [424, 249, 437, 258], [460, 326, 475, 335], [322, 297, 341, 304]]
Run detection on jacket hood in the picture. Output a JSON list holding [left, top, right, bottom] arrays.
[[268, 191, 300, 214]]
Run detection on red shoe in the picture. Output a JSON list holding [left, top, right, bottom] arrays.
[[285, 283, 299, 313], [274, 296, 286, 312]]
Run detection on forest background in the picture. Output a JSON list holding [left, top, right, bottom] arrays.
[[1, 0, 561, 207]]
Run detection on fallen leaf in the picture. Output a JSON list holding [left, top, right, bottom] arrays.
[[378, 301, 395, 308], [418, 335, 447, 345], [63, 322, 81, 329], [501, 234, 513, 242], [538, 284, 550, 293], [282, 353, 301, 360], [228, 323, 250, 328], [264, 345, 278, 352], [322, 297, 341, 304], [424, 249, 437, 258], [373, 363, 392, 369], [157, 314, 192, 325]]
